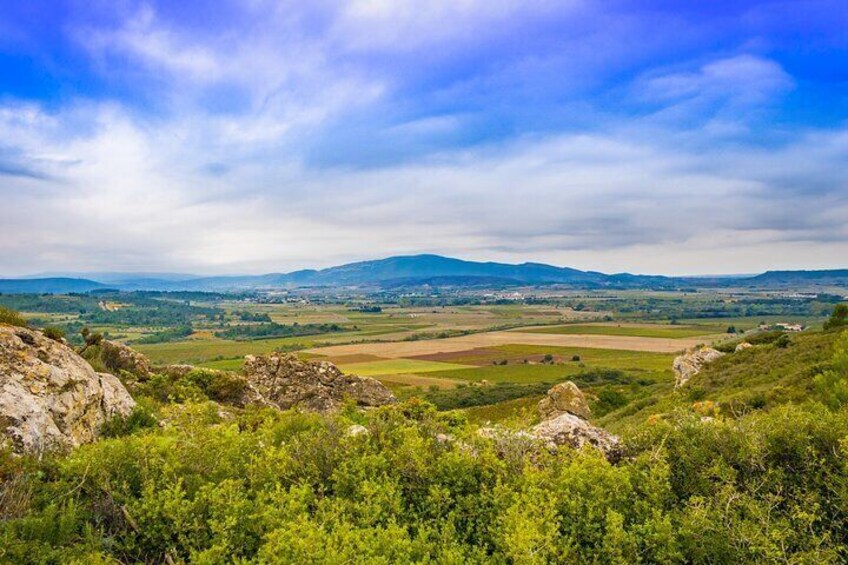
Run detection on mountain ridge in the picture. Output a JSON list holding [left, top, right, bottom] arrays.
[[2, 255, 847, 293]]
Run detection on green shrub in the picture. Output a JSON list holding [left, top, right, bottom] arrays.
[[40, 326, 65, 341], [0, 306, 27, 327], [824, 303, 848, 330], [100, 400, 159, 438], [3, 400, 848, 563]]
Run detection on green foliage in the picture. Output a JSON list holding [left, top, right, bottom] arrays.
[[423, 382, 552, 410], [824, 303, 848, 330], [214, 322, 346, 341], [100, 400, 159, 438], [41, 326, 65, 341], [134, 325, 193, 344], [0, 305, 28, 327], [134, 369, 248, 405], [3, 400, 848, 563], [814, 332, 848, 410]]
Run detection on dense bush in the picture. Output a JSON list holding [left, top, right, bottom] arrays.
[[2, 398, 848, 563], [133, 369, 248, 405], [0, 305, 27, 327], [40, 326, 65, 341], [423, 382, 552, 410], [825, 303, 848, 330]]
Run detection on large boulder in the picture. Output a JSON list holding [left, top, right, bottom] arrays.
[[735, 342, 753, 352], [479, 381, 619, 460], [0, 326, 136, 454], [538, 380, 591, 420], [673, 346, 725, 387], [242, 353, 396, 413], [99, 340, 152, 379], [531, 413, 620, 458]]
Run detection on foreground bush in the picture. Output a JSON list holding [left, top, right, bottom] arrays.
[[2, 397, 848, 564], [0, 306, 27, 328]]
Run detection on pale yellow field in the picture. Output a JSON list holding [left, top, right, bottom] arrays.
[[306, 330, 717, 358]]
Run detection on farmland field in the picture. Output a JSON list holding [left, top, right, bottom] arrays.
[[335, 358, 474, 376], [3, 286, 829, 426], [521, 323, 725, 339]]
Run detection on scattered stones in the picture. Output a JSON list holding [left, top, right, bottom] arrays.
[[0, 326, 136, 454], [673, 347, 725, 387]]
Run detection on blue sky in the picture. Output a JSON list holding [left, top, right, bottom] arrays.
[[1, 0, 846, 275]]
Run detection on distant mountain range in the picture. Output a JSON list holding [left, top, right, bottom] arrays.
[[2, 255, 847, 294]]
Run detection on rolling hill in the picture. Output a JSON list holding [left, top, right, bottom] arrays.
[[3, 255, 847, 293]]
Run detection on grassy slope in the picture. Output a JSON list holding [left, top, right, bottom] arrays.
[[600, 329, 843, 432]]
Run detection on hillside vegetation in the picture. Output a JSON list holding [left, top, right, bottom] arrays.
[[3, 307, 848, 563]]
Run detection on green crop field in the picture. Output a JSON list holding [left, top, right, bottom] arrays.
[[521, 323, 723, 338], [336, 359, 474, 376]]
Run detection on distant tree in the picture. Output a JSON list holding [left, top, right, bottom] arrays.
[[572, 355, 581, 362], [726, 326, 737, 334], [824, 304, 848, 330]]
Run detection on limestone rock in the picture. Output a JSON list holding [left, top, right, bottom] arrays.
[[478, 381, 620, 460], [100, 340, 152, 379], [531, 413, 620, 457], [538, 380, 591, 420], [346, 424, 370, 437], [673, 347, 725, 387], [735, 342, 753, 352], [242, 353, 396, 413], [0, 326, 136, 454]]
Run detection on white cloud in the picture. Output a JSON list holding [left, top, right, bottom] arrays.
[[1, 95, 846, 276], [0, 3, 844, 276]]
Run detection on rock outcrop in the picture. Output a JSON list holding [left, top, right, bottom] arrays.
[[242, 353, 396, 413], [479, 381, 619, 460], [0, 326, 136, 454], [531, 412, 619, 456], [538, 380, 591, 420], [735, 342, 753, 352], [673, 346, 725, 387], [99, 340, 152, 379]]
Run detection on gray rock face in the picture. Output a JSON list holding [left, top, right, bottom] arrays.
[[673, 347, 725, 387], [538, 380, 591, 420], [242, 353, 396, 413], [531, 413, 620, 457], [0, 326, 136, 454]]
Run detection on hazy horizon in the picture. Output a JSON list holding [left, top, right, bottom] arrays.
[[2, 2, 846, 276]]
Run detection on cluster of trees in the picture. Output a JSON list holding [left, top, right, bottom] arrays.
[[134, 325, 194, 344], [233, 311, 273, 322], [214, 322, 345, 341], [611, 295, 839, 320]]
